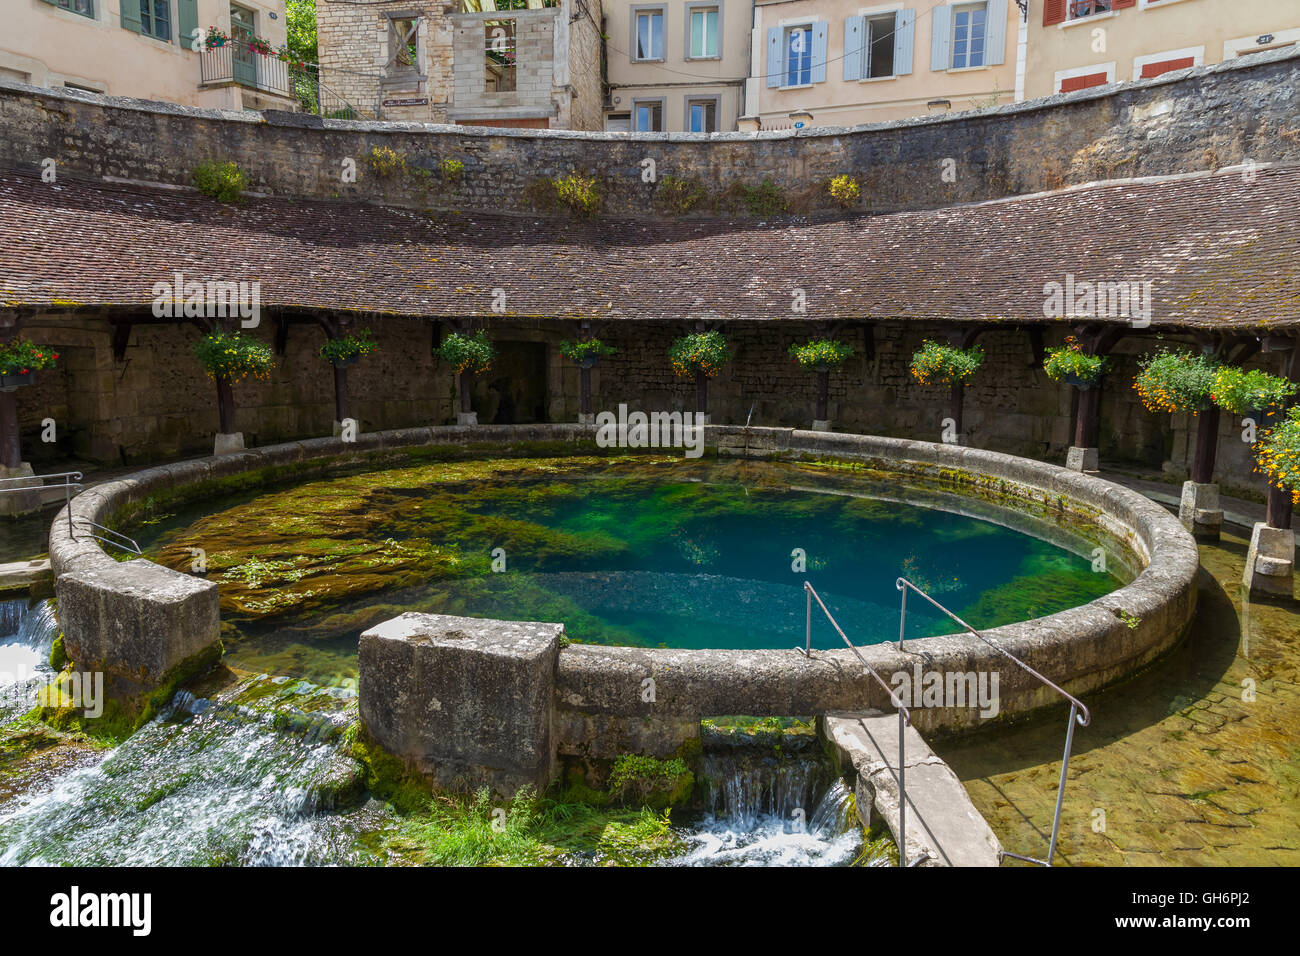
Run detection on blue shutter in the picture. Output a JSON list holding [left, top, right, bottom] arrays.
[[121, 0, 143, 34], [178, 0, 199, 50], [844, 16, 865, 82], [766, 26, 783, 88], [811, 22, 828, 84], [985, 0, 1008, 66], [894, 9, 916, 76], [930, 5, 951, 71]]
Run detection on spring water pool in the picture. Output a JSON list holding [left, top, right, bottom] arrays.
[[130, 455, 1128, 686]]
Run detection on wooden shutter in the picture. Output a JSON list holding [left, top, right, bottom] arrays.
[[1042, 0, 1067, 26], [985, 0, 1008, 65], [894, 10, 916, 75], [1060, 71, 1107, 92], [844, 16, 865, 81], [931, 4, 951, 71], [767, 26, 783, 88], [1140, 56, 1194, 78], [811, 22, 829, 83], [178, 0, 199, 50], [1112, 0, 1136, 8], [121, 0, 143, 33]]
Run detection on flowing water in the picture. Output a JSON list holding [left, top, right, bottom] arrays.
[[128, 455, 1128, 684], [0, 599, 58, 722]]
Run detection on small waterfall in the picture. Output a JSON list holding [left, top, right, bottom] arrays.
[[672, 741, 864, 866], [0, 598, 58, 700]]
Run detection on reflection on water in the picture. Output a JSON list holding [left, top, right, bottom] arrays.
[[937, 530, 1300, 866]]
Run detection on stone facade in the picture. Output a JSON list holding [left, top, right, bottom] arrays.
[[316, 0, 603, 128]]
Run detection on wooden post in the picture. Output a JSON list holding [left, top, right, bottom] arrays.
[[460, 370, 472, 414], [949, 381, 964, 437], [815, 369, 829, 421], [1190, 404, 1220, 485], [215, 377, 236, 434], [1265, 344, 1299, 529], [333, 363, 351, 423], [695, 370, 707, 418], [580, 365, 592, 417], [0, 390, 20, 469]]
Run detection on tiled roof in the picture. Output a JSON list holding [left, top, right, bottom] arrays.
[[1, 167, 1297, 329]]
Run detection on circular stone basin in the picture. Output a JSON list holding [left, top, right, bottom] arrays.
[[131, 455, 1133, 685]]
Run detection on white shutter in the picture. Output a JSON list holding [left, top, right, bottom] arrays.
[[844, 16, 865, 82], [811, 22, 828, 84], [894, 10, 916, 76], [767, 27, 783, 88], [931, 5, 952, 71], [985, 0, 1008, 66]]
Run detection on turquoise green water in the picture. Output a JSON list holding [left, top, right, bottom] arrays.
[[130, 456, 1127, 685]]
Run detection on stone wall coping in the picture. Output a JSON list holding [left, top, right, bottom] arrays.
[[3, 45, 1295, 143]]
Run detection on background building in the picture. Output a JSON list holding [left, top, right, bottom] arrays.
[[603, 0, 751, 131], [745, 0, 1021, 128], [1027, 0, 1299, 97], [2, 0, 295, 111], [318, 0, 603, 128]]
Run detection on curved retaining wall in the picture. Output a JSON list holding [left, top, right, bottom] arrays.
[[3, 48, 1298, 218], [50, 424, 1198, 760]]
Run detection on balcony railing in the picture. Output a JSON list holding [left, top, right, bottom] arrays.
[[199, 43, 373, 119]]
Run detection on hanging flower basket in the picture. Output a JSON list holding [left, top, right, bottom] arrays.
[[669, 331, 731, 379], [204, 27, 230, 49], [559, 338, 616, 369], [436, 330, 495, 376], [1134, 349, 1218, 414], [320, 329, 378, 368], [789, 338, 854, 373], [909, 340, 983, 386], [1254, 405, 1300, 503], [0, 340, 58, 391], [1210, 366, 1298, 418], [192, 331, 273, 383], [1044, 336, 1105, 388]]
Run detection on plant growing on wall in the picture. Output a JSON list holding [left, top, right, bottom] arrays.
[[0, 340, 59, 380], [192, 160, 246, 203], [554, 172, 601, 218], [436, 330, 495, 375], [367, 146, 407, 178], [1135, 349, 1219, 413], [1210, 366, 1298, 418], [669, 331, 730, 378], [559, 338, 616, 367], [1043, 335, 1106, 386], [440, 158, 466, 182], [827, 174, 861, 209], [320, 329, 378, 366], [789, 338, 853, 371], [1255, 405, 1300, 502], [742, 178, 787, 217], [193, 331, 274, 383], [909, 340, 983, 386], [655, 176, 708, 215]]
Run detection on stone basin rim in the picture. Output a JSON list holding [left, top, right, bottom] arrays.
[[46, 423, 1199, 733]]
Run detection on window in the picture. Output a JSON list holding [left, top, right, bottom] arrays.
[[785, 25, 812, 86], [485, 20, 516, 92], [1068, 0, 1110, 20], [634, 9, 665, 61], [950, 2, 986, 69], [689, 6, 719, 59], [55, 0, 95, 18], [865, 14, 895, 78], [139, 0, 170, 41], [386, 16, 420, 77], [634, 100, 663, 131], [686, 97, 717, 132]]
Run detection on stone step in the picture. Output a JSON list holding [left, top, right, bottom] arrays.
[[824, 711, 1002, 867], [0, 558, 53, 593]]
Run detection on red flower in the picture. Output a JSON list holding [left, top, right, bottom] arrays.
[[19, 368, 28, 374]]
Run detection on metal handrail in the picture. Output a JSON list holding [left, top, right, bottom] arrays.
[[802, 581, 915, 867], [895, 576, 1090, 866], [0, 471, 83, 535], [69, 516, 142, 556]]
